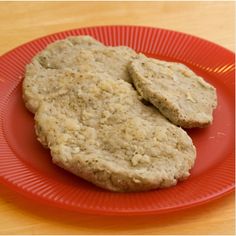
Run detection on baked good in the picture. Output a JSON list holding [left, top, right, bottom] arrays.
[[23, 36, 136, 113], [128, 54, 217, 128], [34, 71, 196, 192]]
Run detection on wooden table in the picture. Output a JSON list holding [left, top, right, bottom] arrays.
[[0, 2, 234, 234]]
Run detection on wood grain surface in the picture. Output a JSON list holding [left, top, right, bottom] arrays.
[[0, 1, 235, 235]]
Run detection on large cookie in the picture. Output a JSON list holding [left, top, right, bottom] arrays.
[[23, 36, 136, 113], [34, 71, 196, 192], [128, 54, 217, 128]]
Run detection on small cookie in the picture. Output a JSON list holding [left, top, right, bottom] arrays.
[[128, 54, 217, 128]]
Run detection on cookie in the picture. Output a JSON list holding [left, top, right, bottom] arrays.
[[128, 54, 217, 128], [23, 36, 136, 113], [34, 71, 196, 192]]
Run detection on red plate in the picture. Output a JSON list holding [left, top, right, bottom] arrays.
[[0, 26, 234, 215]]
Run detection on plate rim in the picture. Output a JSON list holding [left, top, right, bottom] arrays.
[[0, 25, 235, 59]]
